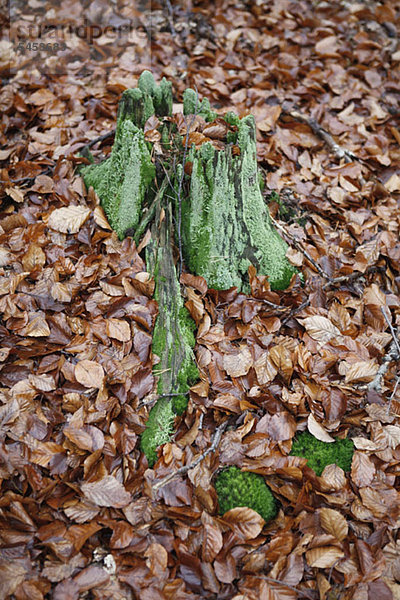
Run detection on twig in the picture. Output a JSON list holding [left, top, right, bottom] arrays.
[[388, 376, 400, 415], [281, 102, 359, 164], [83, 130, 115, 149], [270, 214, 329, 279], [368, 307, 400, 393], [152, 419, 229, 491], [133, 177, 169, 245], [164, 0, 177, 37], [381, 306, 400, 355], [251, 574, 315, 599], [281, 269, 375, 327]]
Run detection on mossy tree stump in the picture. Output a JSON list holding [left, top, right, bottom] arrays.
[[82, 71, 297, 465]]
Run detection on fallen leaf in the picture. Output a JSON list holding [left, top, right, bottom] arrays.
[[48, 206, 91, 234], [81, 475, 131, 508], [75, 360, 105, 388]]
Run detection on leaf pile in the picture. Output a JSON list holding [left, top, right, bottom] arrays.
[[1, 0, 400, 599]]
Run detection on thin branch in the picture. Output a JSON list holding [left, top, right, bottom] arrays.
[[388, 376, 400, 415], [84, 130, 115, 149], [152, 420, 229, 491], [281, 102, 359, 164], [250, 574, 315, 599], [368, 307, 400, 393], [281, 269, 376, 327], [381, 306, 400, 355], [164, 0, 177, 37], [133, 176, 169, 245], [270, 214, 329, 279]]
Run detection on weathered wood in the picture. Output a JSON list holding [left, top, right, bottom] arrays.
[[140, 198, 197, 466]]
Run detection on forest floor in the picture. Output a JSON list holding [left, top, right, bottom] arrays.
[[0, 1, 400, 599]]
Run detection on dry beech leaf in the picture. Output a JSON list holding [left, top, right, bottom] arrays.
[[344, 360, 378, 383], [51, 282, 72, 303], [48, 206, 91, 234], [222, 507, 265, 539], [351, 451, 375, 487], [319, 508, 348, 541], [22, 244, 46, 271], [105, 318, 131, 342], [307, 414, 335, 442], [29, 374, 56, 391], [81, 475, 131, 508], [383, 425, 400, 449], [24, 313, 51, 337], [300, 316, 341, 348], [306, 546, 344, 568], [75, 360, 105, 388], [202, 523, 223, 562], [93, 206, 112, 230], [223, 347, 253, 378]]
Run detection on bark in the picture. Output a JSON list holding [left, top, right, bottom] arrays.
[[140, 198, 197, 466]]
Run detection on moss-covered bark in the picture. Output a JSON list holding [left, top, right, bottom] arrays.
[[181, 111, 296, 291], [140, 200, 198, 466], [80, 71, 299, 465]]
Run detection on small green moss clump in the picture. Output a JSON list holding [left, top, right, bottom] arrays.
[[215, 466, 278, 523], [290, 431, 354, 476], [140, 398, 175, 467]]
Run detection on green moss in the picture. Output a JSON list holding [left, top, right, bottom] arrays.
[[181, 115, 297, 291], [215, 466, 278, 523], [140, 398, 175, 467], [290, 431, 354, 476], [82, 120, 155, 239], [183, 88, 217, 122]]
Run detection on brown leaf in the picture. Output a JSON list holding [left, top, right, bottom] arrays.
[[351, 452, 375, 487], [105, 318, 131, 342], [202, 523, 223, 562], [307, 414, 335, 442], [223, 347, 253, 377], [299, 315, 341, 348], [75, 360, 105, 388], [48, 206, 91, 234], [319, 508, 348, 541], [22, 244, 46, 271], [81, 475, 131, 508], [214, 553, 237, 584], [73, 565, 109, 591], [306, 546, 344, 568], [145, 542, 168, 577], [222, 507, 265, 539]]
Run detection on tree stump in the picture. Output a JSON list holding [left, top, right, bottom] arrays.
[[82, 71, 297, 465]]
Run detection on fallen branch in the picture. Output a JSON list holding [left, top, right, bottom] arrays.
[[368, 307, 400, 393], [251, 574, 315, 599], [281, 102, 359, 164], [281, 268, 378, 326], [152, 419, 229, 491], [270, 214, 329, 279]]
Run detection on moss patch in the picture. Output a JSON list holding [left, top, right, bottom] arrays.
[[215, 466, 278, 523], [181, 116, 297, 291], [290, 431, 354, 476], [82, 120, 155, 239]]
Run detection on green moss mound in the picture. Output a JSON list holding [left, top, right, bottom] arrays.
[[215, 466, 278, 523], [290, 431, 354, 476], [140, 398, 175, 467]]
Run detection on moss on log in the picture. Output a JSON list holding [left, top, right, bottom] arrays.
[[140, 200, 198, 467]]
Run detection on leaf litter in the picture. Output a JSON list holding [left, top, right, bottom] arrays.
[[1, 0, 400, 598]]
